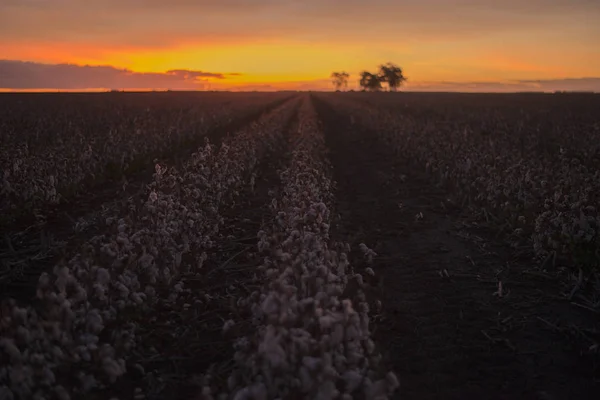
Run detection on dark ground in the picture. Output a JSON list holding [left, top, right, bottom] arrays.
[[312, 96, 600, 400], [2, 92, 599, 399]]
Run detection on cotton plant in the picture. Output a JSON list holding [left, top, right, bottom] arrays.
[[324, 94, 600, 278], [206, 98, 398, 400], [0, 99, 299, 399], [0, 93, 291, 221]]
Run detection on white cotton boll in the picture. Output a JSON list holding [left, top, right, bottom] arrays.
[[93, 283, 107, 301], [30, 353, 45, 365], [365, 379, 390, 399], [248, 383, 267, 400], [15, 327, 31, 344], [167, 293, 178, 303], [232, 387, 252, 400], [131, 293, 145, 305], [227, 375, 237, 392], [115, 282, 130, 298], [222, 320, 235, 334], [40, 366, 55, 385], [386, 371, 400, 391], [341, 299, 354, 315], [299, 366, 313, 393], [258, 333, 286, 369], [9, 365, 33, 392], [79, 348, 92, 362], [86, 309, 104, 334], [355, 274, 364, 286], [315, 381, 339, 400], [365, 339, 376, 354], [343, 369, 363, 392], [319, 315, 334, 330], [73, 286, 88, 303], [345, 325, 358, 342], [79, 373, 98, 392], [102, 357, 126, 383], [54, 385, 70, 400], [97, 268, 110, 285], [302, 356, 321, 371], [261, 294, 279, 315], [0, 339, 21, 363], [365, 268, 375, 277], [52, 346, 64, 359], [0, 386, 14, 400], [145, 286, 156, 299], [99, 344, 115, 359], [174, 282, 184, 293], [331, 323, 344, 346], [38, 272, 51, 288]]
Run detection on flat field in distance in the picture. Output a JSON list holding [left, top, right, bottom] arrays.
[[1, 92, 599, 400]]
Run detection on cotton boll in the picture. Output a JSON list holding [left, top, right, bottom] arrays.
[[15, 327, 31, 345], [222, 320, 235, 334], [298, 366, 313, 393], [315, 381, 339, 400], [343, 369, 363, 392], [102, 357, 126, 383], [97, 268, 110, 285], [0, 339, 21, 363], [39, 367, 55, 386], [355, 274, 364, 286], [131, 292, 146, 305], [85, 309, 104, 334], [345, 325, 359, 342], [54, 385, 70, 400], [0, 386, 14, 400], [79, 373, 98, 392], [302, 356, 321, 371], [386, 371, 400, 392], [248, 383, 267, 400]]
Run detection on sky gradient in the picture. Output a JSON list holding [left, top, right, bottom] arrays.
[[1, 0, 599, 92]]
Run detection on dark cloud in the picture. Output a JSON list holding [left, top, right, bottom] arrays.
[[166, 70, 234, 79], [0, 60, 239, 90], [406, 78, 600, 92]]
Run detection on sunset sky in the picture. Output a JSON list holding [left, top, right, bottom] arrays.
[[1, 0, 599, 92]]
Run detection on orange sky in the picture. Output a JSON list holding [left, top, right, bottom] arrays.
[[1, 0, 599, 92]]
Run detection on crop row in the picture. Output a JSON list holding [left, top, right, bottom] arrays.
[[0, 93, 290, 224], [318, 93, 600, 276], [203, 98, 398, 399], [348, 92, 600, 164], [0, 98, 298, 400]]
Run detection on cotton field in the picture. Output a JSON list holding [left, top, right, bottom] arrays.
[[1, 92, 599, 399]]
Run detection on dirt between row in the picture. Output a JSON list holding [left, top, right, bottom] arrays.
[[312, 95, 599, 400]]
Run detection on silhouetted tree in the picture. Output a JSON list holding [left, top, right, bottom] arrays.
[[330, 71, 350, 91], [359, 71, 382, 92], [378, 62, 406, 91]]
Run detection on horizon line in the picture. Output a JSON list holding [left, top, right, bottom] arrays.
[[1, 89, 598, 94]]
